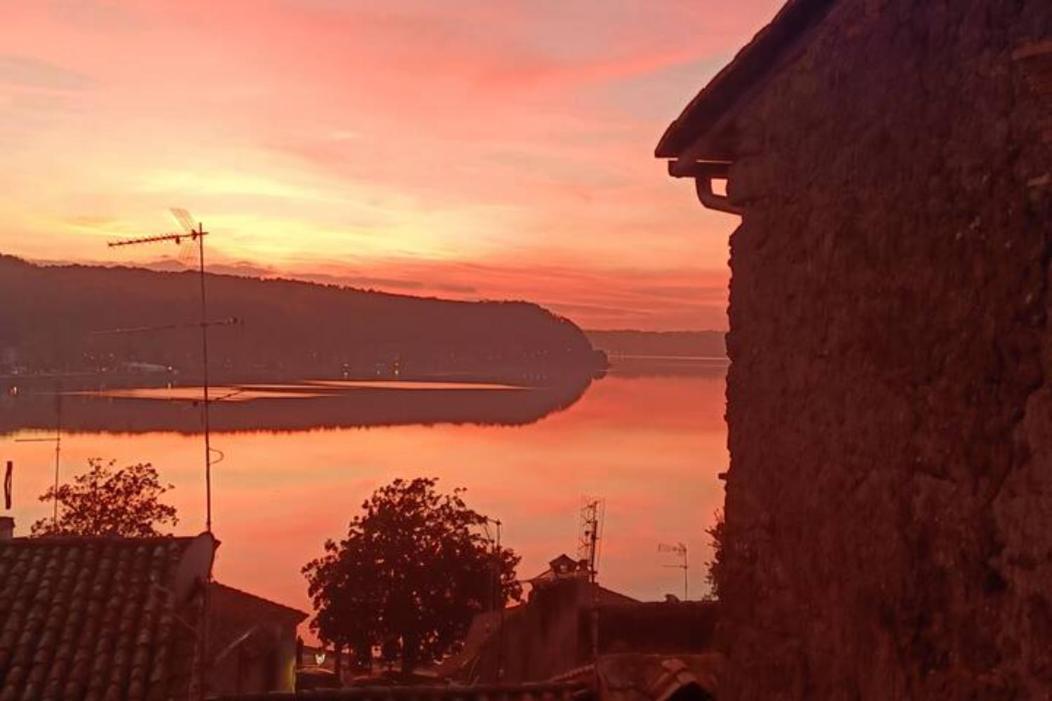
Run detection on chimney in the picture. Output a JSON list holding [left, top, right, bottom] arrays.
[[0, 516, 13, 540]]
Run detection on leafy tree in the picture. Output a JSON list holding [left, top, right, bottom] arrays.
[[703, 508, 725, 601], [32, 458, 178, 537], [303, 477, 522, 673]]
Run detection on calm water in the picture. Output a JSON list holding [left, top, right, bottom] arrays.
[[3, 365, 727, 633]]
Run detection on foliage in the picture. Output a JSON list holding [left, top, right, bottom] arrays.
[[303, 477, 522, 672], [704, 508, 725, 601], [31, 458, 178, 537]]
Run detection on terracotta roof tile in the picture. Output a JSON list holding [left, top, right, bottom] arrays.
[[210, 681, 589, 701], [0, 536, 204, 701]]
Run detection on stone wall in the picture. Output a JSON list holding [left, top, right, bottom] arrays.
[[718, 0, 1052, 697]]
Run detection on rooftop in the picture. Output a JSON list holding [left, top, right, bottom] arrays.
[[210, 680, 588, 701], [0, 535, 206, 701], [210, 582, 308, 626], [655, 0, 839, 160]]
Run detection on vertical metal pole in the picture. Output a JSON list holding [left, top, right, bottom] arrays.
[[197, 225, 212, 533], [683, 548, 689, 601], [495, 519, 504, 682], [197, 581, 211, 701], [198, 225, 213, 701], [53, 391, 61, 528], [588, 504, 599, 583]]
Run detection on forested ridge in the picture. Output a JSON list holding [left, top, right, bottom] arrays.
[[0, 255, 601, 383]]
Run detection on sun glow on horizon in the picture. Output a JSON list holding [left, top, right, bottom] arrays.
[[0, 0, 785, 329]]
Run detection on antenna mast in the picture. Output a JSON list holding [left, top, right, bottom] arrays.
[[659, 542, 689, 600], [483, 516, 506, 681], [578, 498, 604, 583], [108, 209, 215, 532], [14, 390, 62, 528]]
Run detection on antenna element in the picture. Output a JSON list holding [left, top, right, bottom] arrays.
[[578, 498, 604, 583], [106, 209, 215, 532]]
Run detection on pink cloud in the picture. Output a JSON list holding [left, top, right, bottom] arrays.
[[1, 0, 782, 330]]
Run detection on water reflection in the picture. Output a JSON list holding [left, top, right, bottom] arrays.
[[0, 377, 593, 435], [2, 361, 727, 633]]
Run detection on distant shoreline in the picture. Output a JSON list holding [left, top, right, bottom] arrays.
[[585, 329, 726, 359]]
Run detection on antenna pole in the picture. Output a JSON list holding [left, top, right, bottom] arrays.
[[579, 499, 602, 583], [495, 518, 504, 682], [197, 224, 213, 533], [108, 211, 214, 534], [683, 546, 689, 600], [589, 507, 599, 582], [659, 542, 689, 600], [13, 390, 62, 527], [53, 391, 61, 528]]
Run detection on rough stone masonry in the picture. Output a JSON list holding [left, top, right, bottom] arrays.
[[659, 0, 1052, 698]]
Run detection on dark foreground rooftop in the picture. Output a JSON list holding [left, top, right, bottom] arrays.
[[210, 681, 588, 701], [0, 535, 204, 701]]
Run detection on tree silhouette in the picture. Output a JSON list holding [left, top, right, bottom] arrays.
[[704, 509, 725, 601], [303, 477, 521, 673], [31, 458, 178, 537]]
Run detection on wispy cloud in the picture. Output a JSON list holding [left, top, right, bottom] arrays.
[[0, 55, 93, 91], [0, 0, 782, 330]]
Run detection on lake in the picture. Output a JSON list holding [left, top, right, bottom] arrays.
[[1, 361, 728, 634]]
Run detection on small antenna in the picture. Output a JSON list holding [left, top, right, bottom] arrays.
[[483, 516, 506, 681], [90, 317, 240, 337], [14, 389, 62, 528], [578, 498, 604, 583], [170, 207, 196, 234], [658, 542, 689, 600], [108, 209, 215, 533]]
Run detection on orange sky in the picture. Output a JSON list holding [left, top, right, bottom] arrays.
[[1, 1, 782, 330]]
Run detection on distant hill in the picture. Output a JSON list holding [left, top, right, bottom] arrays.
[[586, 330, 726, 358], [0, 255, 602, 385]]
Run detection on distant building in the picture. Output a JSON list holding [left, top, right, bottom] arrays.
[[294, 640, 341, 690], [205, 565, 715, 701], [0, 347, 17, 372], [529, 553, 589, 583], [437, 554, 719, 695], [0, 519, 306, 700], [657, 0, 1052, 697], [209, 583, 307, 696], [120, 361, 174, 376]]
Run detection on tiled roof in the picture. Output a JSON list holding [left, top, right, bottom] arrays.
[[210, 583, 307, 626], [595, 654, 722, 701], [0, 536, 204, 701]]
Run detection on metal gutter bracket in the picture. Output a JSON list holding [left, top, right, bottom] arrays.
[[668, 160, 742, 216]]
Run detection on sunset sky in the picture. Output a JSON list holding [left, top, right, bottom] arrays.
[[1, 1, 781, 330]]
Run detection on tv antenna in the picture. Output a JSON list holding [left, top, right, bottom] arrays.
[[90, 317, 240, 337], [482, 516, 506, 681], [108, 209, 216, 532], [14, 390, 62, 528], [658, 542, 689, 600], [578, 498, 605, 583]]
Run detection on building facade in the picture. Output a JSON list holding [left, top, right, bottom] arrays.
[[659, 0, 1051, 697], [208, 583, 307, 695]]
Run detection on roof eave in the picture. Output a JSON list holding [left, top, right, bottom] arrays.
[[655, 0, 839, 160]]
